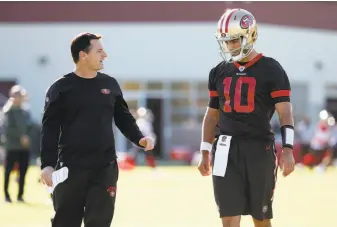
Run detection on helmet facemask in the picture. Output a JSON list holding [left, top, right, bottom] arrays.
[[216, 33, 254, 63]]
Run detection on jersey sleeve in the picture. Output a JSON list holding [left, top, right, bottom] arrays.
[[40, 82, 62, 169], [208, 68, 219, 109], [269, 61, 291, 105], [112, 78, 144, 147]]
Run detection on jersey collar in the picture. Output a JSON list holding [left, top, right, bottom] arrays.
[[234, 53, 263, 72]]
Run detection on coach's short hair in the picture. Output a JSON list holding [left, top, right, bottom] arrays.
[[70, 32, 102, 63]]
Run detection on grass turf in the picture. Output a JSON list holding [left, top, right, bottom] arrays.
[[0, 166, 336, 227]]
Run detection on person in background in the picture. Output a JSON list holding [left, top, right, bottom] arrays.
[[128, 107, 157, 170], [329, 124, 337, 167], [302, 111, 335, 173], [313, 113, 336, 173], [295, 116, 312, 163], [3, 85, 31, 203]]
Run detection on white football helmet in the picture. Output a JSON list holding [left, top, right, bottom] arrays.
[[215, 8, 258, 62]]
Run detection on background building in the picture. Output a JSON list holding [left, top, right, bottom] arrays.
[[0, 1, 337, 158]]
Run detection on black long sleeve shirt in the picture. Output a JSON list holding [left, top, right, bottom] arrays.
[[40, 72, 144, 170]]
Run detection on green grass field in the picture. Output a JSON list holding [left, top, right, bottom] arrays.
[[0, 166, 336, 227]]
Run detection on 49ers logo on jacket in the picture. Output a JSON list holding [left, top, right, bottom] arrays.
[[101, 88, 111, 94], [107, 186, 116, 197], [240, 15, 253, 29]]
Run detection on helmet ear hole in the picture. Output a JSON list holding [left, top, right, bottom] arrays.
[[251, 31, 257, 42]]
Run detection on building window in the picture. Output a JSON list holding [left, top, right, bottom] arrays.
[[171, 98, 191, 108], [171, 82, 190, 92], [147, 82, 164, 90], [125, 100, 138, 113], [197, 82, 208, 91], [196, 97, 209, 109], [123, 81, 141, 91], [171, 113, 191, 124]]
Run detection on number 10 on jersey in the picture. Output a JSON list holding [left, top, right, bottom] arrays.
[[223, 77, 256, 113]]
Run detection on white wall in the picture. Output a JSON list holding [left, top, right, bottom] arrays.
[[0, 22, 336, 120]]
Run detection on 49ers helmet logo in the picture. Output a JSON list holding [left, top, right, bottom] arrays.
[[240, 14, 253, 29]]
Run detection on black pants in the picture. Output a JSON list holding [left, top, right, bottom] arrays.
[[212, 137, 277, 221], [4, 150, 30, 199], [52, 161, 119, 227]]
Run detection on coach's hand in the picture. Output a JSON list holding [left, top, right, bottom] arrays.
[[139, 137, 155, 151], [198, 151, 211, 176], [279, 147, 295, 177], [41, 166, 54, 187]]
